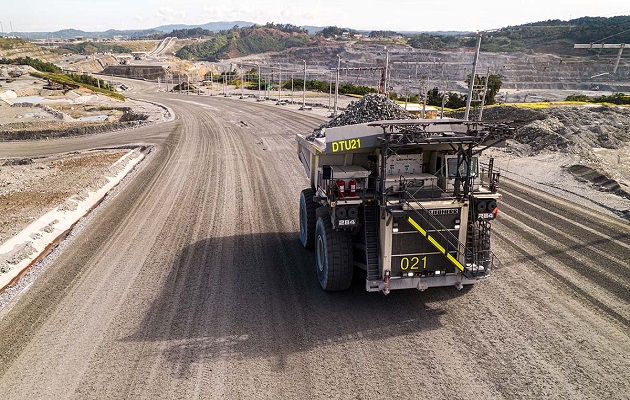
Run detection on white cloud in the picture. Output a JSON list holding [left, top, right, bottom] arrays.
[[156, 7, 187, 22], [7, 0, 630, 33], [200, 5, 259, 22]]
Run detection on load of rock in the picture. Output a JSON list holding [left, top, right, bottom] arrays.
[[319, 93, 417, 130]]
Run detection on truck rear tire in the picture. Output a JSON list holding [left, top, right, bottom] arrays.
[[315, 209, 353, 291], [299, 188, 318, 248]]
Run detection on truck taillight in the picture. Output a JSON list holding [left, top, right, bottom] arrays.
[[488, 199, 497, 211], [348, 179, 356, 197], [336, 180, 345, 198]]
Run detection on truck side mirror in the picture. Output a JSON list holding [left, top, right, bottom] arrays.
[[322, 165, 332, 180]]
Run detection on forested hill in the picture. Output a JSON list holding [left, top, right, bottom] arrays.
[[408, 16, 630, 54], [175, 24, 315, 61], [174, 17, 630, 61]]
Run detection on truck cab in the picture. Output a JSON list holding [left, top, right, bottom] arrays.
[[433, 153, 480, 192]]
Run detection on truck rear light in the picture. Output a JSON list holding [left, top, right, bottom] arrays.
[[347, 207, 358, 219], [384, 270, 390, 284], [335, 207, 347, 219]]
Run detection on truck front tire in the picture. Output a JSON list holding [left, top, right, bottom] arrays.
[[299, 188, 318, 248], [315, 209, 353, 291]]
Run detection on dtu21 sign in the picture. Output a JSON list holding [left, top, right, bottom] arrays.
[[331, 139, 361, 153]]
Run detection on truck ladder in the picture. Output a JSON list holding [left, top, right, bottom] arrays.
[[364, 202, 381, 280], [402, 192, 498, 278]]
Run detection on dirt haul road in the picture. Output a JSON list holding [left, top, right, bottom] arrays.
[[0, 86, 628, 399]]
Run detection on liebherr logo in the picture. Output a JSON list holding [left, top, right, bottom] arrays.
[[428, 208, 459, 215]]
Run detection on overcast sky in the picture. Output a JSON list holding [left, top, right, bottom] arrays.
[[4, 0, 630, 33]]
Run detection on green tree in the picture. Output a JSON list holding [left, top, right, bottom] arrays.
[[0, 56, 61, 73], [369, 31, 400, 38], [318, 26, 350, 38], [465, 74, 503, 105], [444, 92, 467, 109], [566, 92, 630, 105], [168, 28, 213, 39]]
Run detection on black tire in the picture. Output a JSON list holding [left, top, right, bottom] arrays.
[[315, 208, 353, 291], [299, 188, 318, 248]]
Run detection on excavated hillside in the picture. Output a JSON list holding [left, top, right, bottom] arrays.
[[0, 38, 59, 63], [63, 55, 119, 74], [233, 42, 630, 93]]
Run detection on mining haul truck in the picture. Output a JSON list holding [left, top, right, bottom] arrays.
[[297, 119, 514, 294]]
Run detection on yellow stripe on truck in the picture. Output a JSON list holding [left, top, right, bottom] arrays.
[[428, 235, 446, 254], [447, 253, 465, 272], [408, 216, 465, 272], [407, 216, 427, 236]]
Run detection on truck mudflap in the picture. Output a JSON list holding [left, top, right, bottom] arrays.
[[366, 274, 483, 294]]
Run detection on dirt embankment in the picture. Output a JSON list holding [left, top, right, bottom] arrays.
[[0, 38, 59, 63], [0, 150, 131, 245], [65, 55, 119, 74], [1, 104, 149, 141]]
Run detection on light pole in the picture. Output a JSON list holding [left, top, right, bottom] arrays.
[[384, 46, 389, 98], [258, 64, 261, 99], [302, 60, 306, 110], [278, 64, 282, 103], [421, 76, 428, 118], [478, 68, 490, 121], [328, 72, 332, 112], [240, 63, 244, 99], [334, 54, 340, 116]]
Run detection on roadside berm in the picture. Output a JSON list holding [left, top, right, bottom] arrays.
[[0, 148, 147, 292]]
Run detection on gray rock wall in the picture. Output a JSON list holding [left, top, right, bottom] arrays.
[[101, 65, 167, 81]]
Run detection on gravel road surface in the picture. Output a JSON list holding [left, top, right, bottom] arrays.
[[0, 82, 628, 399]]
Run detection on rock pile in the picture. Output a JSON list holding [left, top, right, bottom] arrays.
[[319, 93, 417, 130]]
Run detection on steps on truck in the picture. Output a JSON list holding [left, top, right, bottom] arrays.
[[364, 202, 380, 280]]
